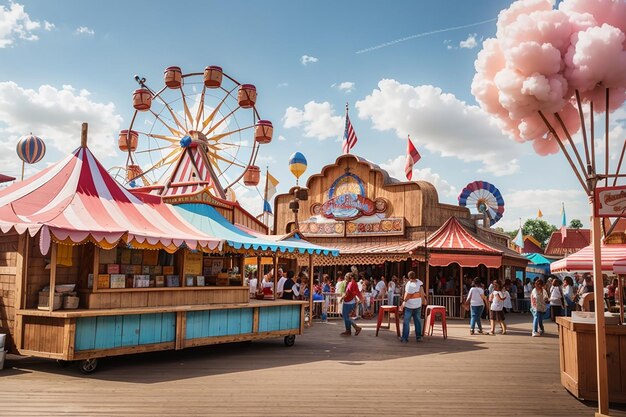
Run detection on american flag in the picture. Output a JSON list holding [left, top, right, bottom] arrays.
[[405, 135, 421, 180], [342, 110, 358, 154]]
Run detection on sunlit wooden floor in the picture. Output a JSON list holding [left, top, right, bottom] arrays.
[[1, 314, 625, 416]]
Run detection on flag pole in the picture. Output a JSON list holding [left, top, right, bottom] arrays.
[[345, 102, 349, 155]]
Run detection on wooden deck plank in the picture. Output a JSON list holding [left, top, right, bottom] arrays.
[[2, 315, 625, 416]]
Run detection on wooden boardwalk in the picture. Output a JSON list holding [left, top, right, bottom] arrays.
[[1, 314, 625, 416]]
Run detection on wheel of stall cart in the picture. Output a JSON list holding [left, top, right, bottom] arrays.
[[79, 358, 98, 374], [56, 359, 72, 368], [284, 335, 296, 347]]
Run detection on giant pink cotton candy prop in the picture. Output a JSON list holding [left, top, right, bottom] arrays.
[[472, 0, 626, 155]]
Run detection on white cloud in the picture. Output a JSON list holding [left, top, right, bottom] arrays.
[[277, 135, 287, 141], [332, 81, 355, 93], [300, 55, 318, 66], [43, 21, 54, 31], [0, 82, 123, 161], [497, 189, 588, 231], [355, 79, 521, 176], [256, 155, 276, 165], [277, 82, 288, 88], [380, 155, 457, 198], [459, 33, 478, 49], [0, 2, 49, 47], [75, 26, 94, 36], [282, 101, 344, 140]]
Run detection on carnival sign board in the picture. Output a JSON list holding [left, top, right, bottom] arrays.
[[594, 185, 626, 218]]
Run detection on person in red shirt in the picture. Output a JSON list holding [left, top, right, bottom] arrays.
[[339, 272, 365, 336]]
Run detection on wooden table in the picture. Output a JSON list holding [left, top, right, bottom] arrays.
[[556, 316, 626, 404]]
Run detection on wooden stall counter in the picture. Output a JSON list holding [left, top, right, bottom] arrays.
[[556, 316, 626, 404]]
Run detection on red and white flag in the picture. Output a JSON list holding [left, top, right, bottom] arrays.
[[342, 104, 358, 154], [405, 135, 421, 180]]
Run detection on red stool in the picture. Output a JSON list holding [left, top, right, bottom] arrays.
[[423, 305, 447, 339], [376, 305, 400, 337]]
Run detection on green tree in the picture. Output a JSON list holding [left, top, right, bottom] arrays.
[[569, 219, 583, 229], [522, 219, 557, 247]]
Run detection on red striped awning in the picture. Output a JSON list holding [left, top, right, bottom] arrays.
[[0, 146, 222, 254], [429, 253, 501, 268], [550, 244, 626, 273]]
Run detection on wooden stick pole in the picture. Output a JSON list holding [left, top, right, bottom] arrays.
[[591, 203, 609, 415], [605, 88, 609, 187], [590, 101, 596, 175], [612, 138, 626, 188], [308, 254, 314, 326], [48, 243, 58, 312], [272, 254, 278, 300], [554, 113, 588, 182], [575, 91, 591, 168], [81, 123, 88, 148], [92, 245, 99, 293], [619, 275, 624, 325], [538, 111, 590, 195], [459, 266, 464, 319]]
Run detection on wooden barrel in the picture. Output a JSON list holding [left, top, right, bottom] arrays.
[[254, 120, 273, 144], [132, 88, 152, 111], [238, 84, 257, 108], [164, 66, 182, 89], [243, 165, 260, 186], [203, 66, 223, 88], [118, 130, 138, 152]]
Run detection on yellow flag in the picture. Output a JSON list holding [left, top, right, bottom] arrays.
[[537, 209, 543, 218]]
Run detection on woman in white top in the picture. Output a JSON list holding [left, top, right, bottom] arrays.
[[562, 276, 575, 316], [549, 277, 564, 321], [465, 277, 489, 335], [488, 280, 507, 335], [387, 277, 396, 306]]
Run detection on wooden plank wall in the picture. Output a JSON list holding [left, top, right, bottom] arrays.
[[274, 155, 470, 235], [80, 287, 249, 309], [234, 207, 268, 234], [0, 234, 18, 351], [22, 315, 65, 354]]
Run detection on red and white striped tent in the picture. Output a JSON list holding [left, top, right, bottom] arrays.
[[550, 244, 626, 273], [422, 216, 502, 268], [0, 145, 223, 255]]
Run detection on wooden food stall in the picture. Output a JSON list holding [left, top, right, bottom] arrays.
[[556, 315, 626, 404], [0, 132, 336, 373]]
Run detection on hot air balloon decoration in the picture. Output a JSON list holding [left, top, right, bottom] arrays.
[[288, 152, 307, 185], [16, 134, 46, 180]]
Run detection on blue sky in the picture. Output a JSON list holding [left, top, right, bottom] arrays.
[[0, 0, 611, 231]]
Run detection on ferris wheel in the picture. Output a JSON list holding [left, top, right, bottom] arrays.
[[115, 66, 272, 196], [458, 180, 505, 226]]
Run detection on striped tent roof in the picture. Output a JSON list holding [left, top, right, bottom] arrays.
[[425, 216, 500, 253], [0, 146, 222, 254], [550, 244, 626, 273]]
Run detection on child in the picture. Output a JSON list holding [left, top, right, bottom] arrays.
[[489, 280, 507, 335], [531, 279, 549, 336]]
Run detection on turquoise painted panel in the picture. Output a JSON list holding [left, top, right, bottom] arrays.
[[291, 305, 301, 329], [114, 316, 123, 348], [226, 309, 241, 335], [240, 308, 253, 334], [75, 317, 97, 351], [94, 316, 117, 349], [210, 310, 228, 336], [161, 313, 176, 342], [139, 313, 161, 345], [121, 314, 140, 347], [259, 306, 282, 332]]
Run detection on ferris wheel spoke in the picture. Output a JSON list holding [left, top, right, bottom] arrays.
[[149, 110, 184, 138], [135, 144, 176, 154], [155, 98, 188, 134], [201, 86, 238, 131], [142, 148, 183, 177], [180, 88, 194, 130], [208, 151, 246, 168], [208, 126, 253, 143], [137, 132, 180, 144], [205, 107, 240, 136], [194, 86, 206, 131]]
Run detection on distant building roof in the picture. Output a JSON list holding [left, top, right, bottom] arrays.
[[522, 235, 544, 254], [544, 228, 591, 256]]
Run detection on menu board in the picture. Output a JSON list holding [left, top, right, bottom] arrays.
[[183, 251, 203, 276]]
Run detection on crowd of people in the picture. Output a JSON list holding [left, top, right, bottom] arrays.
[[247, 266, 623, 340]]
